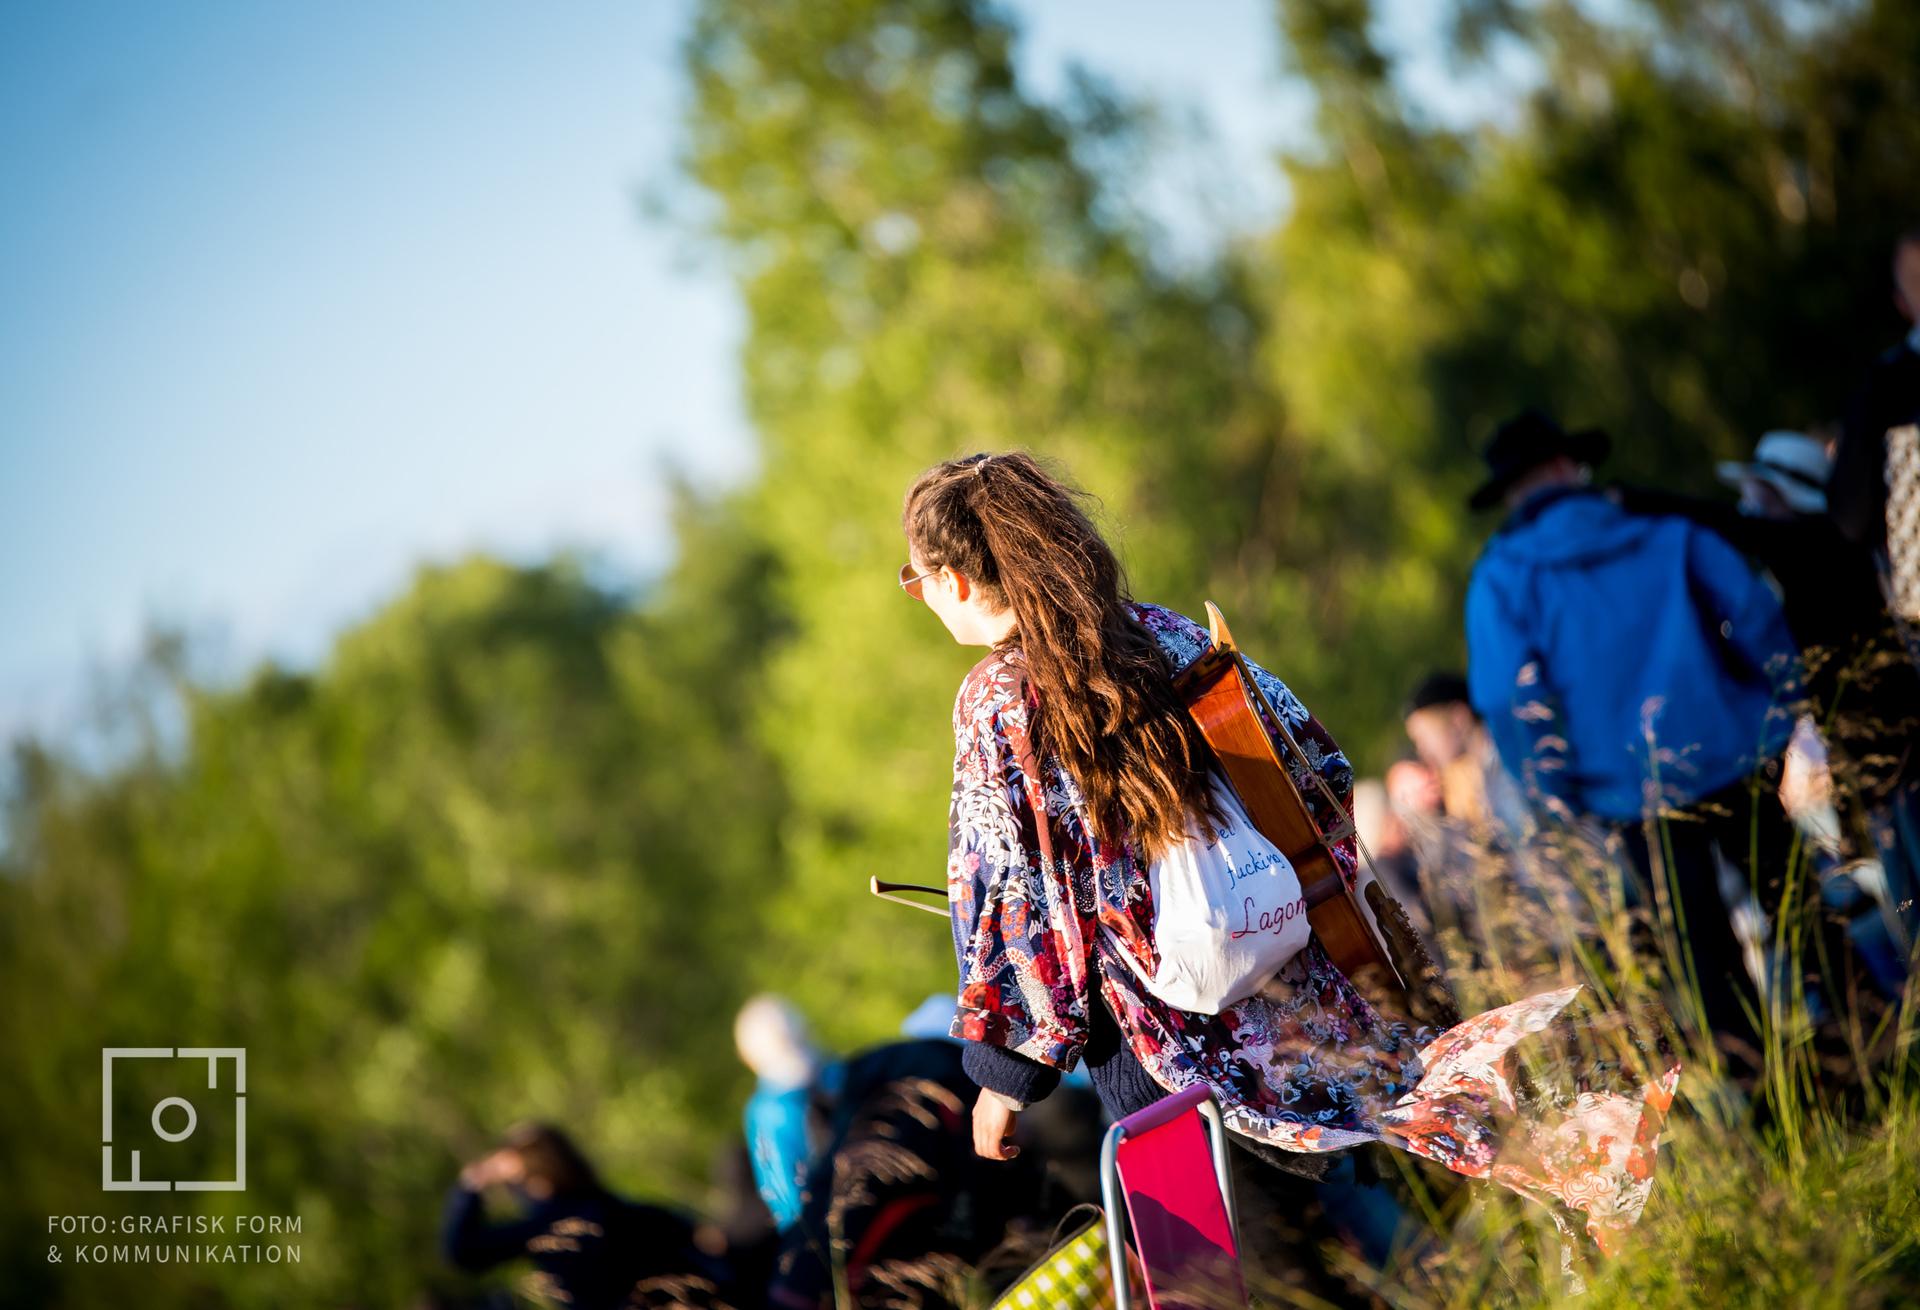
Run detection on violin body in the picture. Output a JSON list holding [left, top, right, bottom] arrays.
[[1171, 602, 1405, 993]]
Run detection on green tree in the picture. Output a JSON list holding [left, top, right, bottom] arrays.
[[1261, 0, 1920, 757], [0, 491, 788, 1307], [682, 0, 1320, 1039]]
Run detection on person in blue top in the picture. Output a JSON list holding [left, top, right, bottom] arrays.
[[1463, 409, 1801, 1070], [734, 994, 841, 1233]]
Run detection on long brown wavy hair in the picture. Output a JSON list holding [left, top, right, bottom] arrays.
[[902, 450, 1230, 862]]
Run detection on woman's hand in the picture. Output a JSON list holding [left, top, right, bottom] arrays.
[[459, 1148, 523, 1190], [972, 1088, 1023, 1160]]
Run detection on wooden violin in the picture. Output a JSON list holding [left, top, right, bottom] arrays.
[[1171, 601, 1404, 992]]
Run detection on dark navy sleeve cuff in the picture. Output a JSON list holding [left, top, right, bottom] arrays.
[[961, 1039, 1062, 1108]]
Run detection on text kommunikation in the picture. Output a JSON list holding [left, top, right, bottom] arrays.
[[45, 1214, 302, 1265]]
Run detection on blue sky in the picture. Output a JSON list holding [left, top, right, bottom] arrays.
[[0, 1, 1486, 747]]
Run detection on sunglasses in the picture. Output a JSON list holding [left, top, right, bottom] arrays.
[[899, 562, 941, 600]]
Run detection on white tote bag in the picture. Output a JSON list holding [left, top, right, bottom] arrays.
[[1135, 768, 1312, 1014]]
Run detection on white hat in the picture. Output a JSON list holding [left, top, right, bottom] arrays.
[[1715, 430, 1830, 514]]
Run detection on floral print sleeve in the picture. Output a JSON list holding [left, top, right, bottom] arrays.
[[945, 652, 1093, 1068]]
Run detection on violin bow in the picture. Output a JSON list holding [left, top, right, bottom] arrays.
[[869, 876, 950, 918]]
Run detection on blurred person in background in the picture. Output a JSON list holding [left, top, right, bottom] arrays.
[[1830, 225, 1920, 982], [1829, 226, 1920, 557], [1464, 408, 1801, 1071], [1386, 723, 1586, 997], [1353, 777, 1422, 914], [734, 994, 843, 1236], [1385, 755, 1443, 821], [706, 1138, 779, 1304], [1402, 671, 1530, 843], [1776, 719, 1912, 997], [1380, 758, 1466, 940], [1373, 759, 1464, 952], [741, 992, 1099, 1307], [442, 1121, 724, 1308], [1617, 430, 1920, 949], [1383, 758, 1452, 868], [766, 1024, 1087, 1308]]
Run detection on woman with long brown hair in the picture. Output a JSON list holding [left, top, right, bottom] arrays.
[[900, 450, 1679, 1256]]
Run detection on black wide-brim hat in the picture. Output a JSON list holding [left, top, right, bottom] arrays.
[[1467, 407, 1611, 511]]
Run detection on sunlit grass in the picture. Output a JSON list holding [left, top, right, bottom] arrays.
[[1353, 801, 1920, 1310]]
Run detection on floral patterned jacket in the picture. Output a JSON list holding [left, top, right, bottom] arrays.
[[942, 599, 1678, 1252]]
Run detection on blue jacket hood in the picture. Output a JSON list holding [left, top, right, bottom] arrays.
[[1485, 485, 1661, 568], [1466, 487, 1798, 820]]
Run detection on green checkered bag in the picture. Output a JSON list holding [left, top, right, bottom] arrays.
[[990, 1204, 1120, 1310]]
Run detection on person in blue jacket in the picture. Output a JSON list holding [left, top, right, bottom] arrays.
[[1463, 409, 1801, 1067], [734, 994, 842, 1234]]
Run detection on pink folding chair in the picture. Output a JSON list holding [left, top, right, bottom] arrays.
[[1099, 1084, 1248, 1310]]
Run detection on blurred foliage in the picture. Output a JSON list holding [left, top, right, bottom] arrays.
[[1, 488, 790, 1307], [1263, 0, 1920, 766], [3, 0, 1918, 1304]]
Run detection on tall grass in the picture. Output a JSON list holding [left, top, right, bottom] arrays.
[[914, 733, 1920, 1309], [936, 803, 1918, 1308], [1358, 793, 1920, 1310]]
